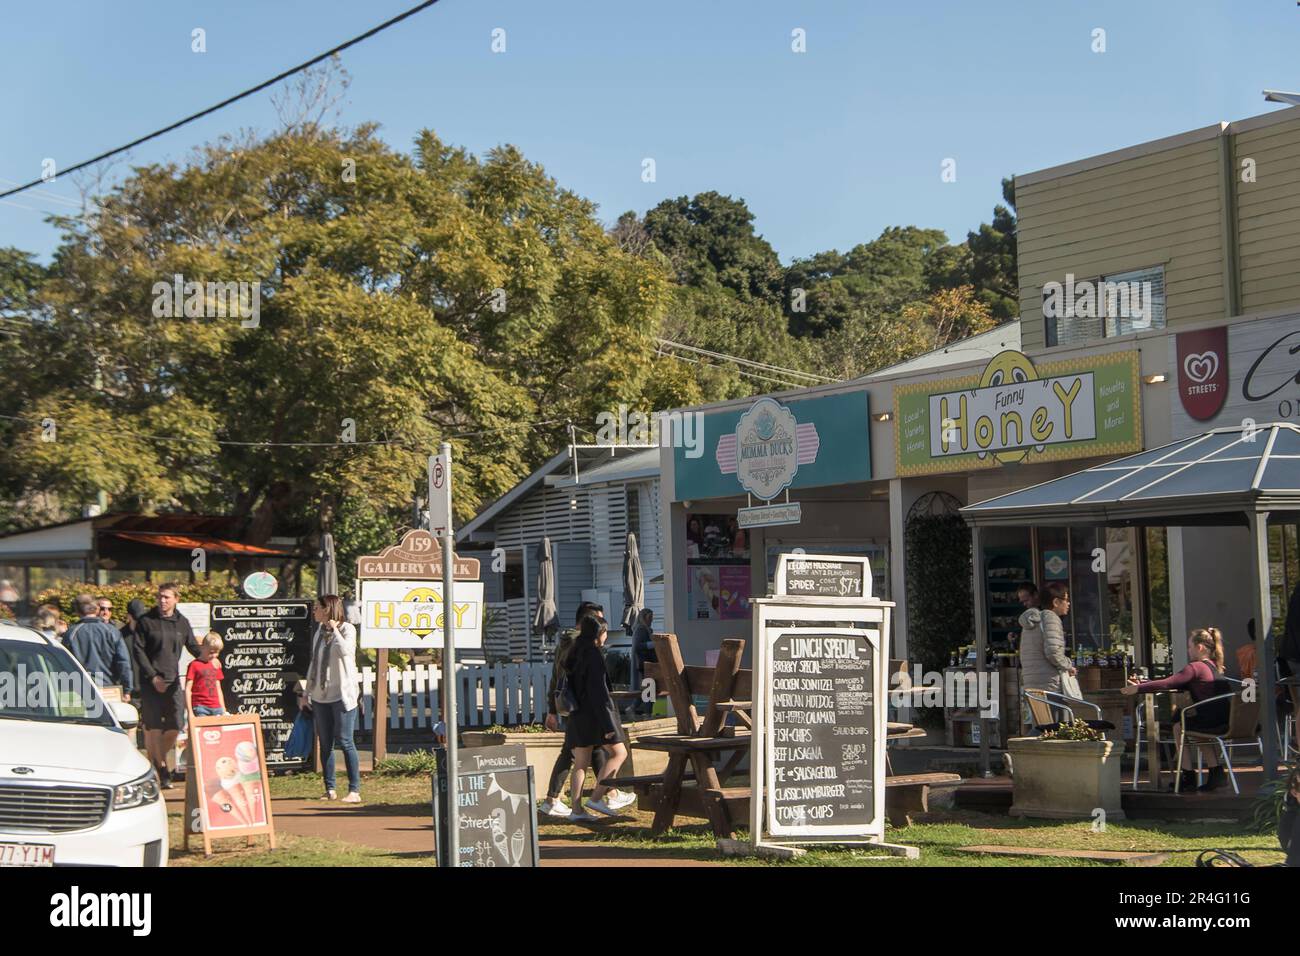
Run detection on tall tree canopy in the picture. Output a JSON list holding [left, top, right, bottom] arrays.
[[0, 100, 1018, 548], [0, 124, 671, 540]]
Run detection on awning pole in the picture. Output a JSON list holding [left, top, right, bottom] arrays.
[[1247, 510, 1280, 781], [972, 525, 992, 777]]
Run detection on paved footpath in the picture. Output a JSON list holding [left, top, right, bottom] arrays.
[[167, 790, 717, 867]]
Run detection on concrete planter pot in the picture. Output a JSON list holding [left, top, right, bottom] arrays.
[[1008, 736, 1125, 821], [463, 717, 678, 799]]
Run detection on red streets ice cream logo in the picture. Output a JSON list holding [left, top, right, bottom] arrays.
[[1175, 326, 1229, 421]]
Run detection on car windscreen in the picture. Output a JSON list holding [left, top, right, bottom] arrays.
[[0, 639, 116, 727]]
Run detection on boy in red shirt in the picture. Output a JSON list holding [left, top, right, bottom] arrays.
[[185, 632, 227, 716]]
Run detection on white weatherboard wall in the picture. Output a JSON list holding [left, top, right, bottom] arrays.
[[471, 472, 667, 660]]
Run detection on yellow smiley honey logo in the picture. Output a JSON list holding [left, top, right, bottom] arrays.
[[398, 586, 441, 637], [977, 351, 1040, 464]]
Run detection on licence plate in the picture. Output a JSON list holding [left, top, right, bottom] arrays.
[[0, 841, 54, 867]]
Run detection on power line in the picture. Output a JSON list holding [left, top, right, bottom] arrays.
[[0, 0, 445, 200], [0, 410, 567, 450], [655, 337, 837, 384], [652, 346, 805, 391], [0, 178, 83, 209]]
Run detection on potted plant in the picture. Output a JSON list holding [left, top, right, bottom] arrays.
[[1008, 719, 1125, 821]]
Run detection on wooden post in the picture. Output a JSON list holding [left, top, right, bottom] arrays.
[[374, 649, 390, 763]]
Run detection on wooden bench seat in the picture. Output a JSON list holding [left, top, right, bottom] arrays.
[[885, 772, 962, 828], [615, 771, 697, 793]]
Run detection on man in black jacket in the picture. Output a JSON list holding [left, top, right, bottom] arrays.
[[132, 582, 201, 787]]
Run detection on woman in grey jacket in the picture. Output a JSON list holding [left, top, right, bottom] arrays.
[[1018, 582, 1076, 694]]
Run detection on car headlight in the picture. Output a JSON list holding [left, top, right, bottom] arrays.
[[113, 769, 161, 810]]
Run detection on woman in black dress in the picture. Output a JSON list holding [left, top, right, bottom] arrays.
[[565, 615, 629, 820]]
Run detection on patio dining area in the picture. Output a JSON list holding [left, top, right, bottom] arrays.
[[962, 422, 1300, 788]]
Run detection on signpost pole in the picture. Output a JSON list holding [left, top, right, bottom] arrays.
[[434, 442, 459, 866]]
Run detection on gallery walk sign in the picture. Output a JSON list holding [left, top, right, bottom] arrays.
[[355, 528, 480, 581], [893, 349, 1142, 477], [355, 529, 483, 650]]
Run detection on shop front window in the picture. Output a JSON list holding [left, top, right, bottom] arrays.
[[1144, 528, 1172, 679], [685, 513, 750, 621], [1269, 522, 1300, 639], [1102, 528, 1139, 660]]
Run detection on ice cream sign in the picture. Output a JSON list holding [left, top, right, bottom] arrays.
[[894, 350, 1141, 477], [358, 579, 484, 649]]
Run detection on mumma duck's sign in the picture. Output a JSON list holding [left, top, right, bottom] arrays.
[[893, 349, 1141, 477]]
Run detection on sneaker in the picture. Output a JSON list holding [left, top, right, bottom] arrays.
[[539, 798, 571, 818], [159, 768, 174, 790], [605, 790, 637, 811], [585, 797, 621, 817], [342, 791, 362, 804], [569, 808, 600, 823], [321, 789, 338, 801]]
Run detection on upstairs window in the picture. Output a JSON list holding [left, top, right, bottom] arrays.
[[1044, 264, 1166, 347]]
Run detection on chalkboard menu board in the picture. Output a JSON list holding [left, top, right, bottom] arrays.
[[776, 556, 868, 599], [433, 745, 539, 867], [767, 631, 874, 832], [209, 601, 313, 769]]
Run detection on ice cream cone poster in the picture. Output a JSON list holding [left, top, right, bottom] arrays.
[[186, 713, 276, 852]]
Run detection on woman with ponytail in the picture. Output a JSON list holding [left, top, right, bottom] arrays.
[[1123, 628, 1231, 791]]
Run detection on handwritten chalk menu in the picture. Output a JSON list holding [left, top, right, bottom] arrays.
[[209, 601, 312, 769], [433, 745, 539, 867], [775, 554, 870, 599], [768, 632, 874, 831]]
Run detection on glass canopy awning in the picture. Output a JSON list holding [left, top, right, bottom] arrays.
[[961, 423, 1300, 527]]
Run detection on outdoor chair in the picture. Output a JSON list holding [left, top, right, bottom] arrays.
[[1022, 688, 1114, 733], [1173, 678, 1262, 795], [1281, 677, 1299, 761]]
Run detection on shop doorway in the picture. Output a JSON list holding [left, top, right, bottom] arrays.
[[978, 526, 1144, 664]]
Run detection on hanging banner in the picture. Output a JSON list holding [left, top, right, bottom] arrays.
[[894, 349, 1142, 477]]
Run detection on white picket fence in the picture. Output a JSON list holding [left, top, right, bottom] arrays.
[[354, 662, 552, 732]]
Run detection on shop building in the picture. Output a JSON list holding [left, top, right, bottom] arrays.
[[457, 445, 664, 661], [661, 105, 1300, 683], [0, 513, 306, 615]]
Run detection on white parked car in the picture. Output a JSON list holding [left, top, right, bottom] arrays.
[[0, 621, 167, 867]]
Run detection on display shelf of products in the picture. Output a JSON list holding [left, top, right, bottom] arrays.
[[983, 548, 1033, 653]]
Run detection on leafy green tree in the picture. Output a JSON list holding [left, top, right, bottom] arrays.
[[643, 191, 783, 302], [0, 124, 670, 541]]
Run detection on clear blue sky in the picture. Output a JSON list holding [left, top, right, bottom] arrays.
[[2, 0, 1297, 264]]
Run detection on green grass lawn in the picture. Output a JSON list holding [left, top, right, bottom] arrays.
[[166, 772, 1288, 868]]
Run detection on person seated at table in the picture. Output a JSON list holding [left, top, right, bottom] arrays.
[[565, 615, 632, 821], [1123, 627, 1231, 792], [1237, 618, 1257, 680], [1019, 582, 1075, 695]]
